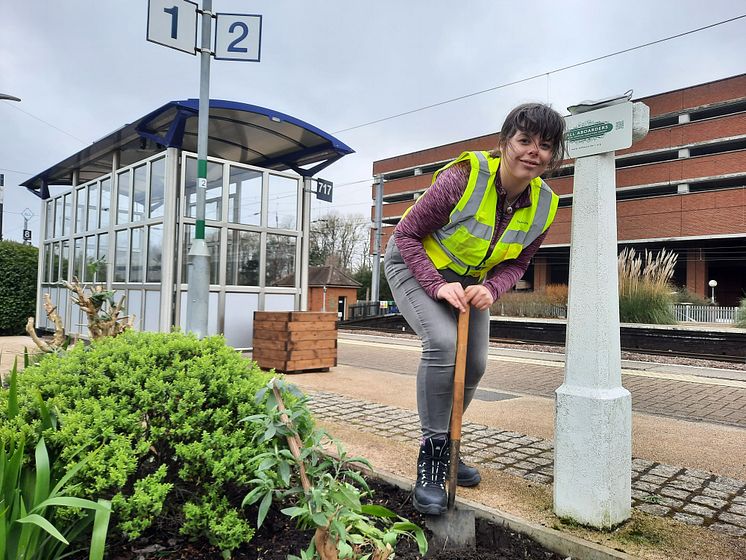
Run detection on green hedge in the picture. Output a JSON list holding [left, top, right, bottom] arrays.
[[0, 240, 38, 335], [0, 331, 300, 554]]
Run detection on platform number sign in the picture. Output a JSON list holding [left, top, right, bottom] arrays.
[[214, 14, 262, 61], [316, 179, 333, 202], [147, 0, 198, 55], [147, 1, 262, 62]]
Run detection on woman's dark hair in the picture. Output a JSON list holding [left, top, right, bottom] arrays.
[[491, 103, 567, 172]]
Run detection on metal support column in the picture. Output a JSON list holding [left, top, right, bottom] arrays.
[[371, 174, 384, 302], [300, 176, 312, 311], [186, 0, 212, 338]]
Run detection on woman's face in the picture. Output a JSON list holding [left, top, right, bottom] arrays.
[[500, 130, 553, 185]]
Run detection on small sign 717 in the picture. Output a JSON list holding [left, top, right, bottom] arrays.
[[316, 179, 333, 202]]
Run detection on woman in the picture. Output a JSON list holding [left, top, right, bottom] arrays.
[[384, 103, 566, 515]]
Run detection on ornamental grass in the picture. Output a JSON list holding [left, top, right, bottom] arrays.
[[617, 247, 677, 324]]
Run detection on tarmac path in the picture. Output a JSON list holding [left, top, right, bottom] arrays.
[[337, 336, 746, 429]]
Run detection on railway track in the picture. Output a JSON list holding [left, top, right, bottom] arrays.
[[340, 314, 746, 364]]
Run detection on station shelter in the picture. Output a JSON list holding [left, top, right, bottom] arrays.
[[21, 99, 353, 348]]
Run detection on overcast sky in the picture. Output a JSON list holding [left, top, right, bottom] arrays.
[[1, 1, 745, 243]]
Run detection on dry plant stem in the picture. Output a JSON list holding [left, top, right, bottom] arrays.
[[44, 293, 67, 347], [25, 292, 67, 353], [271, 383, 311, 492], [314, 528, 340, 560], [25, 317, 51, 353], [270, 382, 339, 558]]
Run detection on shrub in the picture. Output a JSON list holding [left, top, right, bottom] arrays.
[[2, 360, 112, 560], [0, 240, 38, 335], [618, 248, 677, 324], [672, 287, 710, 306], [736, 298, 746, 328], [0, 331, 278, 555]]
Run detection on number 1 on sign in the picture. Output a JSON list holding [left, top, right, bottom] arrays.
[[164, 5, 179, 39]]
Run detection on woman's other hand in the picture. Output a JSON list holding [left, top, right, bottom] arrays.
[[465, 285, 494, 310], [436, 282, 468, 312]]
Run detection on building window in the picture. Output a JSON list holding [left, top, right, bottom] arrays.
[[87, 183, 99, 231], [45, 201, 54, 240], [100, 177, 111, 228], [147, 224, 163, 282], [130, 227, 144, 282], [182, 224, 221, 284], [227, 166, 262, 226], [76, 187, 86, 233], [117, 170, 131, 225], [133, 165, 147, 223], [114, 230, 128, 282], [226, 229, 260, 286], [266, 233, 296, 286], [150, 157, 166, 219], [97, 233, 108, 283], [267, 174, 298, 229], [184, 158, 223, 220], [73, 238, 83, 280], [84, 235, 97, 282], [62, 193, 71, 236], [60, 240, 70, 281], [54, 197, 63, 238]]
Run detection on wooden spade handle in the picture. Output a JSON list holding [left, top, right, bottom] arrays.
[[447, 306, 470, 509]]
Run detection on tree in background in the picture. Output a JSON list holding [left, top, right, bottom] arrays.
[[0, 241, 38, 335], [309, 213, 368, 271], [352, 263, 392, 302]]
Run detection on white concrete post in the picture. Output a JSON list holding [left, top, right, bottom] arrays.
[[554, 101, 649, 528]]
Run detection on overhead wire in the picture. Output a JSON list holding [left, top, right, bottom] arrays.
[[332, 14, 746, 134]]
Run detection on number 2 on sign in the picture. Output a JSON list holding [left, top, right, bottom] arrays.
[[163, 5, 179, 39], [227, 21, 249, 52]]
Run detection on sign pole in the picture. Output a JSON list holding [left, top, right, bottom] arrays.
[[553, 100, 649, 527], [0, 174, 4, 241], [186, 0, 212, 338]]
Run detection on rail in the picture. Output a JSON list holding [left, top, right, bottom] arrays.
[[348, 302, 740, 324]]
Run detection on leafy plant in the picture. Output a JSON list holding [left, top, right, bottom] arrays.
[[1, 359, 112, 560], [242, 379, 427, 560], [0, 331, 275, 556], [672, 287, 710, 306]]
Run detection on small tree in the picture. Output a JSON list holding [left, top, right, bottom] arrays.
[[26, 277, 133, 353]]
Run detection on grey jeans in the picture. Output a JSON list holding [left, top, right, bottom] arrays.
[[384, 237, 490, 438]]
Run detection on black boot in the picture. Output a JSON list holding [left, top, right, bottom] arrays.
[[457, 459, 481, 487], [413, 435, 450, 515]]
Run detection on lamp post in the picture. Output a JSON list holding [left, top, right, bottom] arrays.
[[708, 279, 717, 305], [0, 94, 22, 241]]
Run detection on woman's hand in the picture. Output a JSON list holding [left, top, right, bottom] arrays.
[[436, 282, 467, 312], [465, 285, 494, 310]]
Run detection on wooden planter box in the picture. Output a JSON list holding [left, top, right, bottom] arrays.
[[252, 311, 338, 373]]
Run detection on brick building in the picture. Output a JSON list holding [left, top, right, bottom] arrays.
[[276, 265, 360, 319], [371, 74, 746, 305]]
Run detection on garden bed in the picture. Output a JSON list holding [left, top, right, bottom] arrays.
[[90, 478, 564, 560]]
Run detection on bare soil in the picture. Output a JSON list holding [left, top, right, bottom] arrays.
[[84, 479, 563, 559]]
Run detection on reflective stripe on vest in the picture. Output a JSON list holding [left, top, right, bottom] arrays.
[[415, 151, 558, 278]]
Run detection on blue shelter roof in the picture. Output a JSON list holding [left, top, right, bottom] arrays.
[[22, 99, 354, 198]]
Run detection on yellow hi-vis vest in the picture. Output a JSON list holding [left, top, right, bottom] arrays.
[[406, 151, 559, 279]]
